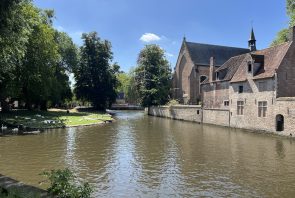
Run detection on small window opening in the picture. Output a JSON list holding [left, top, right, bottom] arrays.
[[224, 101, 229, 106], [238, 86, 244, 93], [248, 62, 252, 73]]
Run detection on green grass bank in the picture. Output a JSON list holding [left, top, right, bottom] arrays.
[[0, 108, 113, 130]]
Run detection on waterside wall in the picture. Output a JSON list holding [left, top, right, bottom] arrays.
[[148, 99, 295, 136]]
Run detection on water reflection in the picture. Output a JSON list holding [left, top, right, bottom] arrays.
[[276, 140, 286, 159], [1, 111, 295, 197]]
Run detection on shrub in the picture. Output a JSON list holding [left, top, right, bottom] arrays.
[[41, 169, 93, 198], [166, 99, 179, 106]]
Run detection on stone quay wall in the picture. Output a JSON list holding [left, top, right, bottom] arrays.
[[149, 100, 295, 136], [148, 105, 202, 123], [202, 108, 230, 127]]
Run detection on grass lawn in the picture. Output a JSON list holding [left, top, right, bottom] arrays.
[[0, 108, 113, 129]]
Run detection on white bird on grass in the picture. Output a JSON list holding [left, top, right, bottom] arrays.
[[1, 124, 7, 130], [12, 126, 19, 133]]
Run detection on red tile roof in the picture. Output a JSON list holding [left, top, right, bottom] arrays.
[[231, 42, 292, 83]]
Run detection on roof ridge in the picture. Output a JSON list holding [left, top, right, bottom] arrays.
[[216, 53, 248, 71], [254, 41, 292, 53], [185, 41, 249, 50]]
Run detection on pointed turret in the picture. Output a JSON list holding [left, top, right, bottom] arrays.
[[248, 28, 257, 51]]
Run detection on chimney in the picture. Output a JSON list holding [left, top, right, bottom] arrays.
[[289, 26, 295, 42], [209, 57, 215, 83]]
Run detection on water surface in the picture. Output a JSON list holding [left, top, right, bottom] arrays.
[[0, 111, 295, 197]]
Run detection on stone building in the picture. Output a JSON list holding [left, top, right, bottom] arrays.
[[201, 26, 295, 135], [172, 38, 249, 104]]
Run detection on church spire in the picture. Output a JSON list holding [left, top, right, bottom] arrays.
[[248, 27, 256, 51]]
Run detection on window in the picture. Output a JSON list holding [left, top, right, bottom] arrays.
[[200, 76, 207, 83], [258, 82, 267, 92], [237, 101, 244, 115], [248, 62, 252, 73], [197, 110, 200, 114], [258, 101, 267, 117], [238, 86, 244, 93], [224, 101, 229, 106], [216, 72, 219, 80]]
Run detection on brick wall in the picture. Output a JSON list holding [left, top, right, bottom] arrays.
[[229, 78, 276, 132], [275, 98, 295, 136], [203, 109, 230, 127], [173, 42, 210, 104], [202, 81, 230, 109], [277, 42, 295, 97]]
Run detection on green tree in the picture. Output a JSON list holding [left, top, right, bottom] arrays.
[[116, 72, 130, 93], [134, 45, 171, 107], [74, 32, 118, 110], [19, 8, 75, 110], [271, 0, 295, 46], [0, 0, 34, 111]]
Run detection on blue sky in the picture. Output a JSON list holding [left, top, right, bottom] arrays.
[[34, 0, 288, 72]]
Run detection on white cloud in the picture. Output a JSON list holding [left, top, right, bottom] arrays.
[[166, 52, 174, 57], [55, 25, 65, 32], [140, 33, 161, 43]]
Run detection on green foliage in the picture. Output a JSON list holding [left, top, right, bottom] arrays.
[[74, 32, 119, 110], [271, 0, 295, 46], [42, 169, 93, 198], [0, 1, 34, 105], [166, 99, 179, 106], [134, 45, 172, 107], [271, 28, 290, 46], [0, 1, 78, 111], [287, 0, 295, 26], [116, 72, 130, 93]]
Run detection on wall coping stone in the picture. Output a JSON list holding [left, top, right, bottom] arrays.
[[277, 97, 295, 101]]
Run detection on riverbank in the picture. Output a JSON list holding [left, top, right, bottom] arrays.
[[0, 174, 49, 197], [0, 108, 113, 133]]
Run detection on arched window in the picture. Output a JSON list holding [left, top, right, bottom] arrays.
[[199, 75, 208, 94], [276, 114, 284, 132], [200, 75, 207, 83]]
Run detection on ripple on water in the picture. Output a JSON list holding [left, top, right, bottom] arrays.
[[1, 111, 295, 197]]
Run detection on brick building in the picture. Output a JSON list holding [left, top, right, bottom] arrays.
[[201, 26, 295, 134], [172, 38, 249, 104]]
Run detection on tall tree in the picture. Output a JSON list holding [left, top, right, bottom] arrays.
[[0, 0, 34, 110], [74, 32, 118, 110], [19, 8, 76, 110], [134, 45, 171, 107], [20, 10, 59, 110], [271, 0, 295, 46]]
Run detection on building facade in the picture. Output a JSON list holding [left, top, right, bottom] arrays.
[[172, 38, 249, 104], [201, 26, 295, 135]]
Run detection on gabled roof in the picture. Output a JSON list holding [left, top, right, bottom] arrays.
[[216, 54, 249, 81], [231, 42, 292, 82], [185, 41, 249, 66]]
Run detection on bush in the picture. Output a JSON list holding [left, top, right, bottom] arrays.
[[166, 99, 179, 106], [41, 169, 93, 198]]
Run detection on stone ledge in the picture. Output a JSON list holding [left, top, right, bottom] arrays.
[[0, 174, 51, 197], [277, 97, 295, 101]]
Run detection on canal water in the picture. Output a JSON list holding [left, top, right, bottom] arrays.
[[1, 111, 295, 197]]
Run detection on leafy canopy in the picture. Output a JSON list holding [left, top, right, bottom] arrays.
[[271, 0, 295, 46], [74, 32, 119, 110], [134, 45, 171, 107]]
